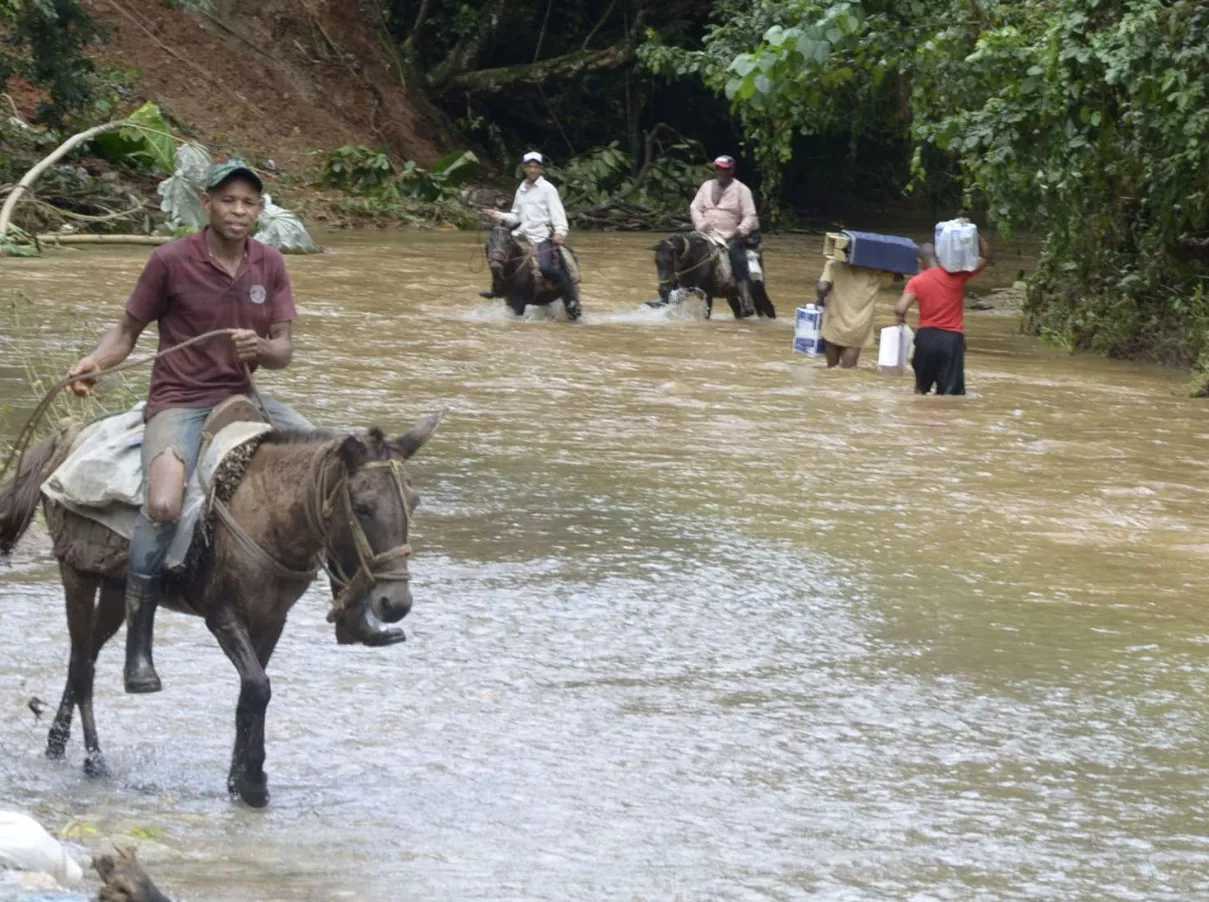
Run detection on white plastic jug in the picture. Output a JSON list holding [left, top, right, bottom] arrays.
[[746, 248, 763, 280], [793, 305, 824, 357], [0, 812, 83, 886], [934, 219, 980, 273], [877, 324, 914, 375]]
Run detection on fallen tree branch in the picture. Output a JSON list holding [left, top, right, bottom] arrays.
[[36, 234, 171, 246], [30, 197, 147, 224], [0, 119, 133, 253], [434, 41, 635, 96]]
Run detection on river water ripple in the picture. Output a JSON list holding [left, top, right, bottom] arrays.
[[2, 231, 1208, 900]]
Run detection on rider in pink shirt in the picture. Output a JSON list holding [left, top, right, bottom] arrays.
[[690, 155, 760, 316]]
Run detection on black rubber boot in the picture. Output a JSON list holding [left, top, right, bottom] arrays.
[[736, 280, 756, 318], [479, 289, 496, 299], [124, 573, 162, 694]]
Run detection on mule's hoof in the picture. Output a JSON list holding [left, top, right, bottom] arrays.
[[360, 625, 406, 647], [235, 773, 270, 809], [46, 727, 69, 761], [124, 673, 162, 695], [84, 753, 110, 779]]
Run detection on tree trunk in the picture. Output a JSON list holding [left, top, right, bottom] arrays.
[[426, 0, 510, 89], [433, 41, 635, 97]]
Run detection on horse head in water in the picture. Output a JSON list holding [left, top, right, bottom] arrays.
[[0, 412, 443, 808]]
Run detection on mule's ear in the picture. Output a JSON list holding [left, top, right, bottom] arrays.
[[337, 434, 370, 471], [391, 409, 446, 460]]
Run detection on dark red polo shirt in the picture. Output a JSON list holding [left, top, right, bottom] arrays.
[[126, 229, 297, 419]]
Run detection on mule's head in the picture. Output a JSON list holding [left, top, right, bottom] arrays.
[[653, 235, 682, 303], [328, 413, 442, 646], [486, 224, 514, 280]]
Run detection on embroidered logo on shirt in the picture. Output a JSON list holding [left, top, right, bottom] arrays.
[[249, 285, 267, 305]]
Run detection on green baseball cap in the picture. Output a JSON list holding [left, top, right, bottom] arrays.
[[205, 158, 263, 192]]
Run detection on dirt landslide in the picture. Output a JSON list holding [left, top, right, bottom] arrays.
[[75, 0, 445, 176]]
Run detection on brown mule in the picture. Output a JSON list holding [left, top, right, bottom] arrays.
[[0, 414, 442, 807]]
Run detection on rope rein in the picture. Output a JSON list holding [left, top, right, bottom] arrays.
[[0, 328, 247, 487], [2, 327, 413, 622], [658, 234, 718, 286]]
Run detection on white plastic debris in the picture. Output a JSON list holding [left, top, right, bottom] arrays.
[[0, 811, 84, 887]]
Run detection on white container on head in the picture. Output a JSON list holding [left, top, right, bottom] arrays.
[[934, 219, 980, 273]]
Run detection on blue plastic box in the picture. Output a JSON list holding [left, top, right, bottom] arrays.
[[839, 230, 920, 275]]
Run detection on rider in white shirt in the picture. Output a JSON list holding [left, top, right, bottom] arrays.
[[482, 151, 579, 320]]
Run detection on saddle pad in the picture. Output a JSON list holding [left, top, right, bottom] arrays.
[[41, 406, 273, 571]]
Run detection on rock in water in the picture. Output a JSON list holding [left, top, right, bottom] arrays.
[[95, 849, 173, 902], [0, 811, 84, 886]]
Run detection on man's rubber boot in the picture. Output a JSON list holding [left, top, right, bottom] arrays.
[[736, 281, 756, 318], [124, 573, 162, 694], [563, 291, 582, 321], [480, 289, 496, 299]]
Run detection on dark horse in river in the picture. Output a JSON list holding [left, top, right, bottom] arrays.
[[652, 232, 776, 320], [0, 413, 441, 807], [485, 224, 581, 319]]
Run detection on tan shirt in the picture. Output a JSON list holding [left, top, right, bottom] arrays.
[[690, 179, 758, 240], [819, 259, 894, 348]]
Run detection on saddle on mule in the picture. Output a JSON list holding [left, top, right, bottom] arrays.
[[40, 397, 272, 580]]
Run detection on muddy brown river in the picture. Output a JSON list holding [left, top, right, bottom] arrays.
[[2, 231, 1209, 900]]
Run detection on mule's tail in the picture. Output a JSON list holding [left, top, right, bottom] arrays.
[[0, 434, 60, 556]]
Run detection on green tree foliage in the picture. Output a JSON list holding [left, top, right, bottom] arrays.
[[644, 0, 1209, 368], [0, 0, 104, 126]]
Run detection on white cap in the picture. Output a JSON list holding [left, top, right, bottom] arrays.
[[522, 151, 544, 165]]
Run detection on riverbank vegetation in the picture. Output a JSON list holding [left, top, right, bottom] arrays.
[[2, 0, 1207, 380]]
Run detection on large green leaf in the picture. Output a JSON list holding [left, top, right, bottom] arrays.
[[92, 102, 177, 173], [430, 150, 480, 187]]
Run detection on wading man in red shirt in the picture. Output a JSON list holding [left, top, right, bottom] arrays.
[[66, 160, 312, 694], [892, 238, 990, 396]]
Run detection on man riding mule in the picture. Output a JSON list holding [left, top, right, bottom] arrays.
[[689, 155, 764, 318], [63, 159, 314, 696], [481, 151, 582, 320], [0, 414, 440, 806], [650, 155, 775, 320]]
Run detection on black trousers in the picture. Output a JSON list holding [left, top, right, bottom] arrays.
[[912, 327, 965, 395], [726, 231, 761, 283], [536, 240, 575, 298]]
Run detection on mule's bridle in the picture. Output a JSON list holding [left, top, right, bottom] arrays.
[[487, 231, 535, 280], [210, 440, 414, 624], [658, 234, 716, 286], [310, 454, 414, 623]]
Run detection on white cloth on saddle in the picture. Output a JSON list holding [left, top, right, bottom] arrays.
[[40, 404, 273, 571]]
